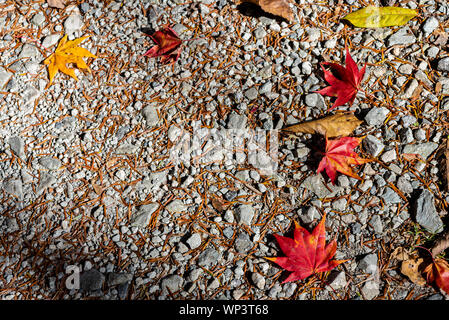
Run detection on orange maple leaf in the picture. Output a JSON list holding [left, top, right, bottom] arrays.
[[315, 49, 366, 111], [143, 26, 183, 65], [266, 214, 347, 283], [43, 35, 97, 85], [317, 136, 371, 185], [424, 257, 449, 295]]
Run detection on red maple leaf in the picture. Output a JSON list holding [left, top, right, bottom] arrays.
[[266, 214, 347, 283], [144, 26, 182, 64], [315, 49, 366, 111], [424, 258, 449, 295], [317, 136, 371, 185]]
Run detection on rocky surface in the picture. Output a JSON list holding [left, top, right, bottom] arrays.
[[0, 0, 448, 301]]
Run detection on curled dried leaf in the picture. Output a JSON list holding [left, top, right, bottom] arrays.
[[241, 0, 295, 22], [283, 113, 363, 138], [400, 257, 427, 286], [211, 196, 231, 212], [390, 247, 409, 262]]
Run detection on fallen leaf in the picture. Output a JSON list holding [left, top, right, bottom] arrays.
[[317, 136, 371, 184], [283, 113, 363, 138], [43, 35, 97, 85], [242, 0, 295, 22], [431, 230, 449, 258], [401, 257, 427, 286], [92, 182, 103, 195], [391, 247, 409, 261], [266, 214, 347, 283], [315, 49, 366, 111], [211, 196, 231, 212], [410, 84, 423, 102], [424, 258, 449, 295], [47, 0, 65, 9], [343, 6, 417, 28], [143, 26, 183, 65]]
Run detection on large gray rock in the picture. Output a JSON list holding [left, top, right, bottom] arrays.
[[227, 112, 247, 129], [358, 253, 378, 274], [107, 272, 133, 287], [422, 17, 439, 35], [131, 203, 159, 228], [364, 107, 389, 126], [234, 232, 253, 254], [415, 189, 443, 234], [161, 274, 184, 293], [18, 44, 42, 61], [39, 157, 62, 170], [80, 269, 105, 291], [251, 272, 266, 290], [326, 271, 347, 291], [7, 136, 25, 160], [42, 34, 61, 48], [402, 142, 438, 160], [234, 204, 255, 225], [142, 104, 159, 127], [36, 173, 56, 194], [361, 280, 380, 300], [381, 187, 402, 204], [387, 28, 416, 46], [300, 174, 341, 198], [244, 87, 259, 100], [0, 70, 13, 89], [3, 179, 23, 200], [186, 233, 202, 249], [363, 135, 384, 157], [197, 248, 220, 267], [437, 57, 449, 72], [64, 13, 84, 35], [165, 199, 187, 213]]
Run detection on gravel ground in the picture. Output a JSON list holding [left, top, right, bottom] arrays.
[[0, 0, 449, 300]]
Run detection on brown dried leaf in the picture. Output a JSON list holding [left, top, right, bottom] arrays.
[[400, 257, 427, 286], [390, 247, 409, 261], [283, 113, 363, 138], [243, 0, 295, 22], [431, 231, 449, 258], [410, 85, 423, 102], [211, 196, 231, 212], [47, 0, 65, 9], [92, 182, 103, 195]]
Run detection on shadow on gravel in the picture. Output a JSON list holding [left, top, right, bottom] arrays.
[[301, 133, 326, 173], [140, 27, 155, 36], [236, 2, 287, 23]]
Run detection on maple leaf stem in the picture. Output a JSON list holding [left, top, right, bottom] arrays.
[[416, 245, 436, 262]]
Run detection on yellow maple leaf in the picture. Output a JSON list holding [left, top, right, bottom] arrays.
[[43, 35, 97, 85]]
